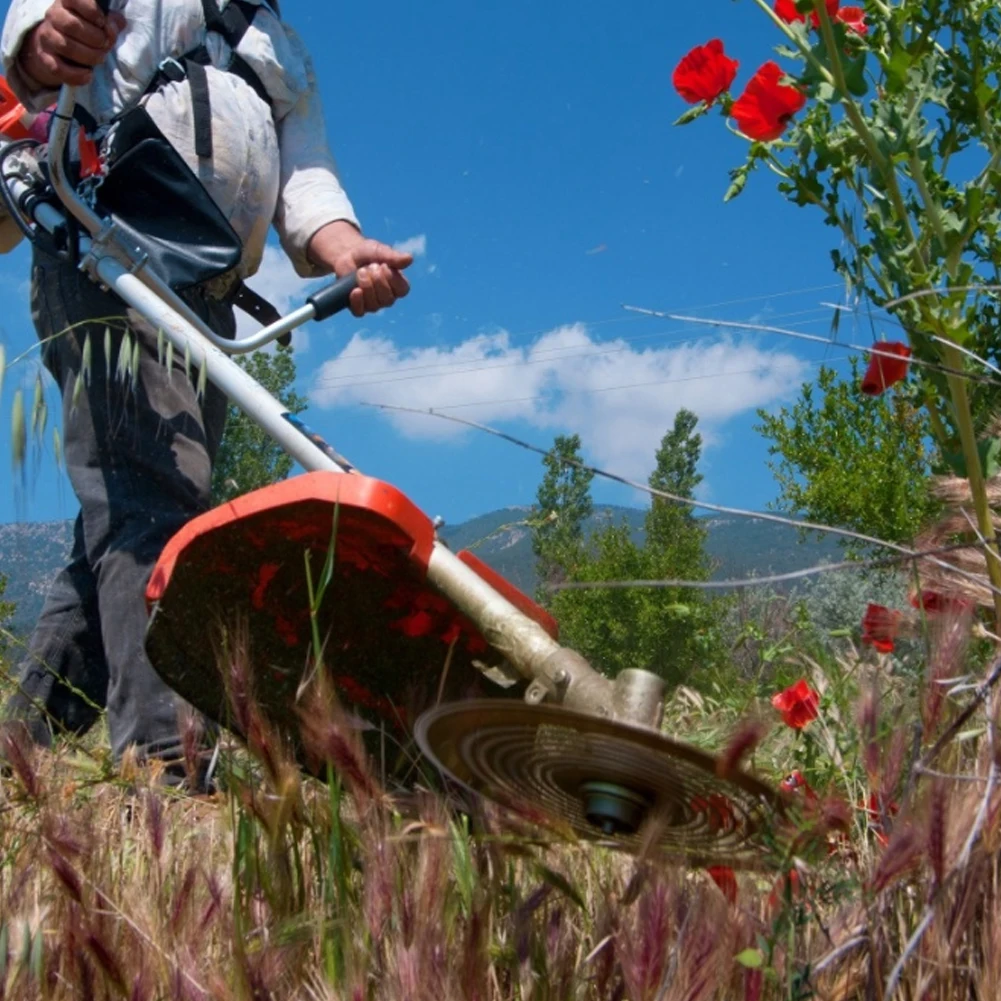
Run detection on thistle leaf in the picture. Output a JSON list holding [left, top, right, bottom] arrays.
[[131, 338, 141, 391], [103, 326, 112, 373], [53, 426, 62, 470], [165, 340, 174, 384]]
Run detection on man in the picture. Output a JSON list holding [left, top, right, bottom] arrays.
[[0, 0, 410, 783]]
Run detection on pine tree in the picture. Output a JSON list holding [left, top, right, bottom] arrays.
[[532, 434, 594, 591]]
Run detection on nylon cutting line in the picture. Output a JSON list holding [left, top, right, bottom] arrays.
[[414, 356, 851, 412], [363, 402, 1001, 603], [311, 308, 835, 390], [307, 280, 844, 369], [623, 307, 1001, 387], [547, 539, 991, 593]]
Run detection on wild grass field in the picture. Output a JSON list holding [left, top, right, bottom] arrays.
[[2, 592, 998, 1001]]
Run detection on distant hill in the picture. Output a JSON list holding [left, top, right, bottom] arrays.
[[438, 505, 841, 595], [0, 506, 840, 636]]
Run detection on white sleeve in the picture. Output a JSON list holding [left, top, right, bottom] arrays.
[[1, 0, 59, 112], [272, 27, 360, 278]]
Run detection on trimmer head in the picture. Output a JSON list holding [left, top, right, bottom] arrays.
[[417, 701, 783, 866]]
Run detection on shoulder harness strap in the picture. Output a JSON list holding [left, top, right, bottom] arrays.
[[146, 0, 279, 160]]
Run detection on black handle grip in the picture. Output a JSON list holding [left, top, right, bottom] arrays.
[[96, 0, 112, 13], [307, 273, 358, 322]]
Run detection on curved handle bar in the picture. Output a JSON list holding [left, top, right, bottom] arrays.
[[307, 272, 358, 321]]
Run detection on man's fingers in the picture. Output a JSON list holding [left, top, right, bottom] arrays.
[[49, 5, 109, 49], [371, 265, 396, 309], [62, 0, 111, 30], [358, 241, 413, 271], [47, 31, 110, 68], [38, 50, 93, 85], [387, 270, 410, 299], [348, 288, 366, 318]]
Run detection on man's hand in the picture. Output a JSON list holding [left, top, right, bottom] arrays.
[[18, 0, 126, 89], [308, 220, 412, 318]]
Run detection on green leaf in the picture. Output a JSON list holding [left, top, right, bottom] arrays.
[[885, 46, 914, 94], [844, 54, 869, 97], [735, 948, 764, 969], [29, 926, 42, 982], [0, 922, 8, 985], [724, 164, 751, 203], [533, 863, 585, 910], [673, 101, 711, 127], [983, 438, 1001, 478], [940, 437, 1001, 479]]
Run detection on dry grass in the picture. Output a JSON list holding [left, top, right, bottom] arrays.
[[2, 618, 1001, 1000]]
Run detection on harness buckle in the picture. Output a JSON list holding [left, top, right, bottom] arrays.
[[157, 57, 187, 83]]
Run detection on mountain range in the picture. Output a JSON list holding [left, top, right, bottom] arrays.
[[0, 505, 840, 637]]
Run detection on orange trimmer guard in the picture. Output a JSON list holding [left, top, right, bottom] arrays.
[[145, 472, 557, 744]]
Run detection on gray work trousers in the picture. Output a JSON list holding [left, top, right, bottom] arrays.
[[3, 249, 234, 762]]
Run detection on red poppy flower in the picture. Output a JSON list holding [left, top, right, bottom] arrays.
[[706, 865, 738, 905], [774, 0, 838, 26], [861, 341, 911, 395], [910, 590, 973, 616], [771, 679, 820, 729], [836, 6, 868, 33], [779, 769, 818, 801], [861, 792, 899, 846], [731, 62, 807, 142], [861, 603, 902, 654], [672, 39, 739, 105]]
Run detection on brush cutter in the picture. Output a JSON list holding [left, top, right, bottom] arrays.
[[0, 79, 785, 866]]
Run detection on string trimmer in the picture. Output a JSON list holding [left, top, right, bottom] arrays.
[[0, 78, 783, 866]]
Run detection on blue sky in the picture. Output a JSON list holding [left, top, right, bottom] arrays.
[[0, 0, 877, 527]]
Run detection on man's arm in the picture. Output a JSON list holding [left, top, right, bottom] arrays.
[[2, 0, 123, 110], [272, 27, 410, 318]]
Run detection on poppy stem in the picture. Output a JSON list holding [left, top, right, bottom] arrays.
[[748, 0, 835, 86], [940, 339, 1001, 631]]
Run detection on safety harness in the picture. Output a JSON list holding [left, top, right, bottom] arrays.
[[145, 0, 280, 161], [79, 0, 287, 330]]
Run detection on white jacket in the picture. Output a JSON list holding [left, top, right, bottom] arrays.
[[0, 0, 360, 278]]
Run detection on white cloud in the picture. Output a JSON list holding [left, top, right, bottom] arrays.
[[309, 322, 808, 480], [392, 234, 427, 258]]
